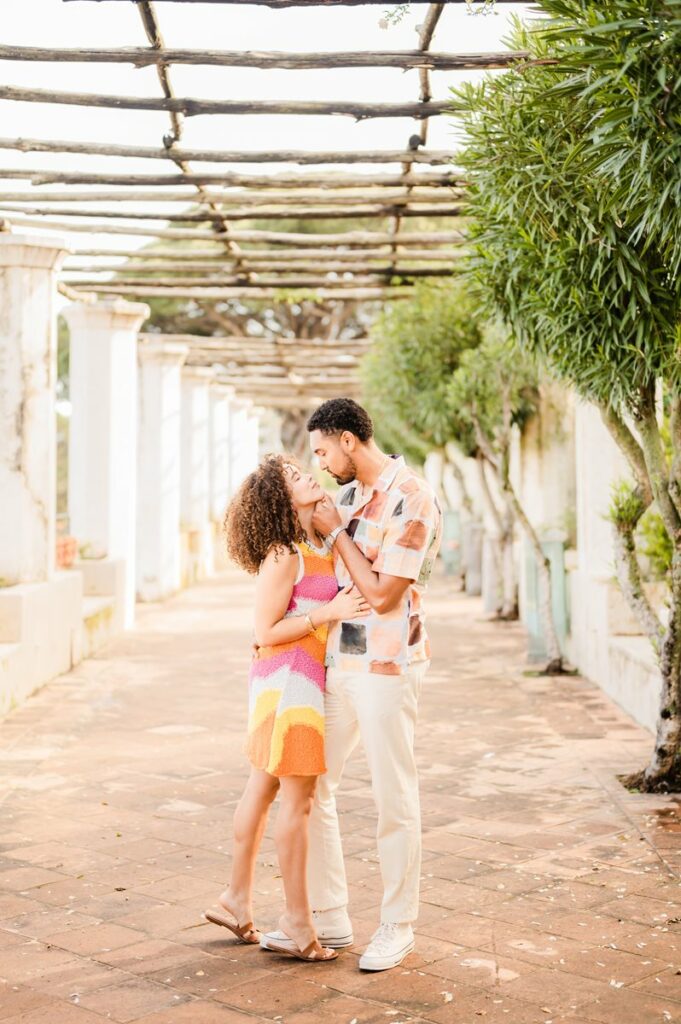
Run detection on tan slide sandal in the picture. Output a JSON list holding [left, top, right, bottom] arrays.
[[265, 937, 339, 962], [203, 909, 260, 944]]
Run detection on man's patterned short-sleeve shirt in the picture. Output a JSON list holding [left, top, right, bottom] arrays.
[[326, 455, 442, 676]]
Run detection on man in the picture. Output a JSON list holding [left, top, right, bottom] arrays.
[[306, 397, 442, 971]]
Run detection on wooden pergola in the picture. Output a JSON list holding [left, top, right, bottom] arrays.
[[1, 0, 533, 407]]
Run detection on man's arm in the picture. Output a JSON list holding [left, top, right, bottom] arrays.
[[333, 529, 412, 614], [312, 494, 413, 615]]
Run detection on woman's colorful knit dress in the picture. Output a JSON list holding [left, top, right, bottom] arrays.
[[247, 540, 338, 777]]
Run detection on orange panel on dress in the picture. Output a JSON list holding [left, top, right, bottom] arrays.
[[275, 724, 326, 776], [246, 710, 275, 771]]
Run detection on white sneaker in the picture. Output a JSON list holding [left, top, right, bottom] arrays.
[[260, 908, 353, 951], [312, 908, 354, 948], [359, 923, 414, 971]]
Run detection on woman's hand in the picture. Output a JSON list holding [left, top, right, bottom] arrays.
[[327, 584, 371, 623]]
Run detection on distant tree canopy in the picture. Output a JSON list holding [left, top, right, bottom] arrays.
[[360, 280, 483, 460]]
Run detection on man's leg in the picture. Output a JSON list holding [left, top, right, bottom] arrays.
[[307, 669, 360, 922], [352, 661, 427, 925]]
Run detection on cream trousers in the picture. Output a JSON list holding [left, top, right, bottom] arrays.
[[307, 660, 428, 924]]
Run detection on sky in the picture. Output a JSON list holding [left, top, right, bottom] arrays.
[[1, 0, 536, 261]]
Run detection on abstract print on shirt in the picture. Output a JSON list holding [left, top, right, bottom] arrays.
[[327, 456, 442, 676]]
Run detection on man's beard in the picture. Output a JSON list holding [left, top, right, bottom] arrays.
[[330, 455, 357, 486]]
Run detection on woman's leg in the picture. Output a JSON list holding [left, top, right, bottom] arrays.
[[276, 775, 332, 956], [220, 767, 280, 929]]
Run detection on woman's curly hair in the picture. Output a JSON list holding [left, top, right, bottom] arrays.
[[224, 453, 305, 574]]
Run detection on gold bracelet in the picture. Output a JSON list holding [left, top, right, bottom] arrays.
[[303, 613, 315, 634]]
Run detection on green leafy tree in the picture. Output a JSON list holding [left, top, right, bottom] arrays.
[[360, 280, 482, 487], [362, 281, 482, 447], [448, 332, 568, 666], [456, 4, 681, 789]]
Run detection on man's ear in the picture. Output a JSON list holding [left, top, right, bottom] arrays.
[[340, 430, 357, 452]]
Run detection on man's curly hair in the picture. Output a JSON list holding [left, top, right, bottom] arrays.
[[307, 397, 374, 442], [224, 454, 305, 575]]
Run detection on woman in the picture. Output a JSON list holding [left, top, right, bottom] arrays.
[[205, 454, 368, 963]]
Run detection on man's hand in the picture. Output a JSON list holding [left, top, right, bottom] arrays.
[[312, 493, 342, 536]]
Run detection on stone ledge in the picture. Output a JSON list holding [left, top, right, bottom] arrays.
[[82, 594, 116, 660]]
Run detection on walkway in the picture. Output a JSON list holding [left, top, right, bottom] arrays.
[[0, 570, 680, 1024]]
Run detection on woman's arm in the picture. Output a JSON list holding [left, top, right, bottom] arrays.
[[253, 545, 370, 647]]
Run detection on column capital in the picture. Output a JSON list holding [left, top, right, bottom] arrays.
[[230, 396, 253, 412], [62, 298, 150, 333], [210, 381, 235, 398], [138, 338, 189, 367], [0, 232, 69, 271], [181, 365, 215, 386]]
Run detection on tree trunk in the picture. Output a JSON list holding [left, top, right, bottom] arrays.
[[500, 496, 519, 620], [476, 455, 505, 614], [443, 447, 474, 516], [279, 409, 311, 466], [623, 549, 681, 792], [502, 476, 564, 673], [610, 518, 663, 650]]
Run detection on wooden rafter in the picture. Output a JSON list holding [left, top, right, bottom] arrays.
[[0, 168, 460, 188], [0, 187, 462, 205], [0, 138, 454, 165], [1, 203, 464, 222], [3, 216, 463, 246], [64, 270, 458, 286], [0, 85, 453, 120], [66, 284, 415, 299], [65, 0, 529, 7], [0, 44, 530, 71], [64, 246, 464, 261], [65, 260, 461, 274]]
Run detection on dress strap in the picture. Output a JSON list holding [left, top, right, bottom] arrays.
[[294, 544, 305, 585]]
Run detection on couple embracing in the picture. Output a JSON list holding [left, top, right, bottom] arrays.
[[205, 398, 442, 971]]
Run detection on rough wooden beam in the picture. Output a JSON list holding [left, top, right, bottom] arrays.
[[65, 274, 424, 288], [65, 246, 464, 261], [68, 284, 414, 299], [0, 168, 460, 189], [0, 187, 461, 205], [64, 0, 529, 7], [6, 215, 463, 246], [0, 85, 454, 120], [68, 260, 458, 274], [3, 202, 463, 222], [0, 44, 532, 71], [0, 137, 454, 165], [139, 332, 370, 349]]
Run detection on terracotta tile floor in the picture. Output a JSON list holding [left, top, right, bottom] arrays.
[[1, 569, 680, 1023]]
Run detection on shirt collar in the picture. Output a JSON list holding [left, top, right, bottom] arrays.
[[356, 454, 404, 501]]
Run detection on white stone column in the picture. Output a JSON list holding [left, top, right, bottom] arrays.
[[136, 339, 188, 601], [64, 299, 149, 626], [228, 397, 253, 495], [181, 367, 213, 579], [246, 407, 261, 472], [209, 384, 233, 524], [0, 233, 68, 584]]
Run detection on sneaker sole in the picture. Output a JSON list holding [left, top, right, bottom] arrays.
[[359, 939, 415, 971], [261, 933, 354, 951]]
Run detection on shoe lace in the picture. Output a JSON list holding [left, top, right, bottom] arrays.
[[369, 923, 400, 954]]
